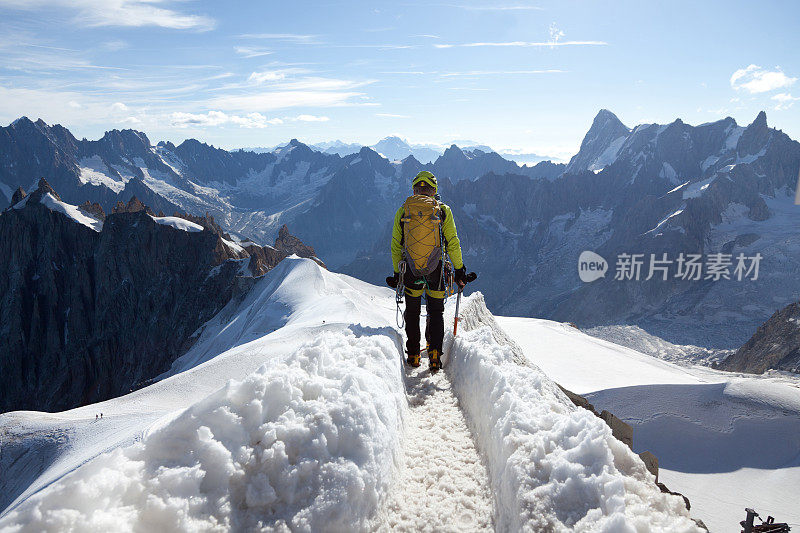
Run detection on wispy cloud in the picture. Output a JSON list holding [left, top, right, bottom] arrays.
[[209, 87, 371, 112], [376, 113, 410, 118], [239, 33, 320, 43], [731, 65, 797, 94], [434, 40, 606, 48], [248, 71, 288, 84], [292, 114, 329, 122], [441, 69, 565, 76], [170, 111, 283, 128], [0, 0, 215, 30], [446, 4, 542, 10], [772, 92, 800, 110], [234, 46, 273, 58]]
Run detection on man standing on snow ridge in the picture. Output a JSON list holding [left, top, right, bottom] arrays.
[[387, 171, 468, 372]]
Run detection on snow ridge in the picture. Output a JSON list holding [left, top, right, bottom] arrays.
[[380, 362, 493, 532], [0, 260, 703, 532], [446, 294, 701, 532], [1, 330, 406, 532]]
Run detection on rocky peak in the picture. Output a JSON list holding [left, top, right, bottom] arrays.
[[29, 178, 61, 203], [591, 109, 628, 133], [565, 109, 630, 175], [720, 301, 800, 374], [79, 201, 106, 221], [737, 111, 770, 157], [11, 186, 27, 205], [99, 128, 152, 155], [442, 144, 466, 160], [112, 196, 154, 215], [275, 224, 318, 260]]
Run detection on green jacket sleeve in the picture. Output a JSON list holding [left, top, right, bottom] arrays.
[[391, 206, 404, 272], [441, 204, 464, 270]]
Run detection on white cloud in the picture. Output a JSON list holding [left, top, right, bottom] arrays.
[[0, 0, 215, 30], [68, 101, 82, 109], [111, 102, 129, 112], [234, 46, 273, 58], [441, 69, 564, 77], [248, 71, 287, 84], [449, 4, 543, 10], [549, 22, 565, 45], [730, 65, 797, 94], [434, 40, 606, 48], [293, 114, 329, 122], [772, 92, 800, 110], [210, 91, 366, 112], [169, 111, 282, 129], [238, 33, 319, 44]]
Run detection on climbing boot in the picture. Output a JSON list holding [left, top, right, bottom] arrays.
[[406, 352, 421, 367], [428, 349, 442, 372]]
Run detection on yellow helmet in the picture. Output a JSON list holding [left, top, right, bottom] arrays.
[[412, 171, 437, 192]]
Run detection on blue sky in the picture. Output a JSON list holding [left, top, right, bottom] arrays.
[[0, 0, 798, 160]]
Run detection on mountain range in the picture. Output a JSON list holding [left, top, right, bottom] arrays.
[[2, 110, 798, 348], [244, 136, 558, 165], [0, 178, 320, 412]]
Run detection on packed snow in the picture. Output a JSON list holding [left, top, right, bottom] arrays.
[[150, 215, 204, 233], [1, 259, 704, 531], [77, 156, 126, 193], [499, 316, 800, 532], [451, 298, 698, 532], [39, 193, 103, 232]]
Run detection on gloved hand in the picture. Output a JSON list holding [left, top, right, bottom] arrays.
[[386, 272, 400, 288], [455, 267, 467, 287]]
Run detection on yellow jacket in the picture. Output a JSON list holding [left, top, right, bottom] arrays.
[[391, 202, 464, 273]]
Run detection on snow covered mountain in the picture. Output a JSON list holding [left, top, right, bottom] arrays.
[[719, 300, 800, 373], [3, 111, 798, 350], [347, 110, 800, 349], [1, 257, 713, 531], [0, 179, 320, 413], [499, 316, 800, 532], [0, 118, 557, 256]]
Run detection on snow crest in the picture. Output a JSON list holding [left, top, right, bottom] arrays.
[[446, 293, 700, 532], [1, 330, 405, 532]]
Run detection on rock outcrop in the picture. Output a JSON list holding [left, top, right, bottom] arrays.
[[0, 184, 321, 413], [557, 384, 693, 512], [719, 301, 800, 373]]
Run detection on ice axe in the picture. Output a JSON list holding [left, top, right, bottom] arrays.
[[453, 272, 477, 336]]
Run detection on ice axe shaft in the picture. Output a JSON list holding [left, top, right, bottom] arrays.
[[453, 288, 462, 336], [452, 272, 476, 337]]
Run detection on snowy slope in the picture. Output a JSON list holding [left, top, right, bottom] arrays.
[[498, 316, 800, 533], [1, 259, 700, 531]]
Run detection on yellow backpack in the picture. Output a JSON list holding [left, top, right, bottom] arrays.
[[401, 194, 443, 276]]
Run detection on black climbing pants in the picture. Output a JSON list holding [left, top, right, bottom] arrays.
[[403, 262, 445, 356]]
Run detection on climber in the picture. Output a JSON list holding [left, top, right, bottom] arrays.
[[387, 171, 468, 372]]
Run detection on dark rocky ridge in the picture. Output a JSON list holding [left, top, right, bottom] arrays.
[[720, 301, 800, 373], [0, 180, 321, 413]]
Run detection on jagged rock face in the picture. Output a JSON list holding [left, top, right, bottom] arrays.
[[565, 109, 630, 174], [79, 201, 105, 221], [0, 186, 321, 413], [112, 196, 153, 215], [345, 110, 800, 348], [11, 187, 26, 205], [720, 302, 800, 373]]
